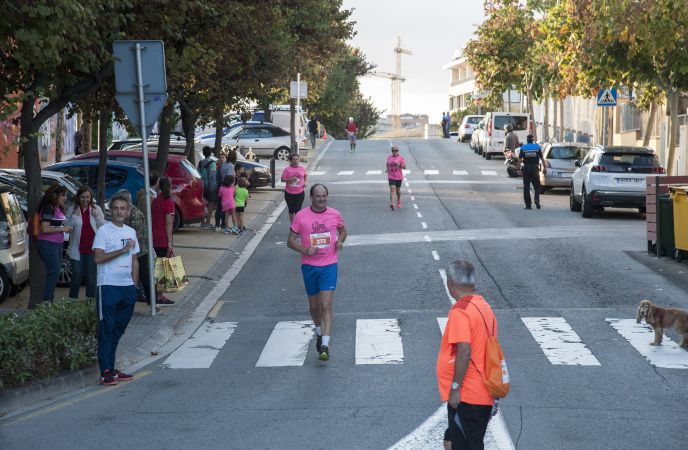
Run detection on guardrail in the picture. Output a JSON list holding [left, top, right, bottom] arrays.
[[646, 175, 688, 257]]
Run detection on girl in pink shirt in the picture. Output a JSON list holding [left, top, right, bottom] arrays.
[[218, 175, 240, 234], [386, 144, 406, 209]]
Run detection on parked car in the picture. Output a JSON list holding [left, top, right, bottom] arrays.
[[0, 185, 29, 303], [252, 106, 308, 149], [482, 112, 532, 160], [459, 115, 485, 142], [227, 124, 294, 161], [570, 146, 664, 218], [538, 143, 591, 192], [46, 160, 144, 204], [449, 131, 459, 140], [70, 150, 207, 230], [472, 119, 487, 154]]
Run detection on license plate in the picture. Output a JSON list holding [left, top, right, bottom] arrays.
[[616, 178, 643, 184], [558, 173, 572, 178]]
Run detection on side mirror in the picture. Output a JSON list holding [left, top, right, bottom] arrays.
[[574, 160, 581, 167]]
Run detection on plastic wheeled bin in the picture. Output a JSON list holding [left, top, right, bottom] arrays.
[[669, 185, 688, 261], [655, 194, 675, 256]]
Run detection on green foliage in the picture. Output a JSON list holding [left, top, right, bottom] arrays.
[[0, 298, 98, 391], [450, 103, 483, 131]]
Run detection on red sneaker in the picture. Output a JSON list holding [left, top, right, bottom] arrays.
[[390, 203, 395, 210], [113, 369, 134, 381], [99, 370, 117, 386], [397, 200, 401, 208]]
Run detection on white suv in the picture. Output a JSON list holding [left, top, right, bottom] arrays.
[[458, 115, 485, 142], [569, 146, 664, 218]]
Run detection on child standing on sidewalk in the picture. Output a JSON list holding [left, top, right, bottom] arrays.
[[234, 177, 249, 233], [218, 175, 240, 235]]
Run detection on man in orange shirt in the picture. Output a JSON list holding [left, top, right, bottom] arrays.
[[437, 260, 498, 449]]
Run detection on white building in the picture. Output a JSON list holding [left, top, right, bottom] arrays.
[[443, 51, 477, 112]]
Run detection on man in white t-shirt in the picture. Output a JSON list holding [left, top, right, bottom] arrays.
[[93, 189, 140, 386]]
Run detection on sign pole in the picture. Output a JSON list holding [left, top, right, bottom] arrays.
[[134, 42, 157, 316], [602, 108, 608, 146]]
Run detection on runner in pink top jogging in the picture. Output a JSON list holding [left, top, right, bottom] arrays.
[[386, 144, 406, 210]]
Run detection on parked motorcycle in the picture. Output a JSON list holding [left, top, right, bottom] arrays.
[[505, 148, 522, 178]]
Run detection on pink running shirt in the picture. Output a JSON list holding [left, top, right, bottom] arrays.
[[387, 155, 406, 180], [290, 207, 344, 266], [281, 165, 307, 194]]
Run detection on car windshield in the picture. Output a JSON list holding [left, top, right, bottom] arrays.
[[494, 116, 528, 131], [548, 146, 589, 160], [180, 158, 202, 178], [1, 174, 27, 191], [59, 174, 83, 191]]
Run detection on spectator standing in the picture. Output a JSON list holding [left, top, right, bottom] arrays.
[[234, 163, 244, 184], [234, 177, 249, 233], [437, 260, 499, 449], [214, 153, 228, 231], [441, 112, 447, 138], [36, 183, 73, 303], [150, 177, 176, 306], [308, 116, 318, 148], [135, 170, 160, 224], [218, 175, 240, 235], [73, 129, 83, 155], [198, 146, 217, 230], [93, 190, 139, 386], [281, 153, 308, 223], [65, 185, 106, 299]]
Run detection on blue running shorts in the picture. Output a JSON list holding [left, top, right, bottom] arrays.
[[301, 263, 338, 296]]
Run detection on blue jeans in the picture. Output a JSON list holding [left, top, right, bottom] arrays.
[[310, 133, 316, 148], [215, 197, 226, 228], [96, 284, 137, 373], [69, 253, 97, 299], [36, 239, 63, 303]]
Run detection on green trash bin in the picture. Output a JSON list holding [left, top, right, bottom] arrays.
[[657, 194, 675, 256]]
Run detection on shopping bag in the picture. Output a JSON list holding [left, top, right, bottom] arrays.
[[165, 254, 189, 292], [154, 257, 174, 293]]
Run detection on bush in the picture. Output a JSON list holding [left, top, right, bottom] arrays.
[[0, 298, 98, 392]]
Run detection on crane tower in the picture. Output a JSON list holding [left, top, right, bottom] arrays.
[[371, 37, 412, 130]]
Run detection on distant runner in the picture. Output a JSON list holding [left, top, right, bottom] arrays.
[[346, 117, 357, 152], [386, 144, 406, 210], [287, 184, 347, 361]]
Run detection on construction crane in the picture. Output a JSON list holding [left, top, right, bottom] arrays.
[[370, 37, 412, 130]]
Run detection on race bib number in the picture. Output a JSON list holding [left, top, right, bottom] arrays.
[[290, 178, 300, 187], [348, 131, 355, 136], [310, 232, 331, 249]]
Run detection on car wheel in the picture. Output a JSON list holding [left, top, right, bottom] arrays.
[[569, 186, 582, 211], [0, 269, 10, 304], [274, 147, 291, 161], [173, 206, 182, 231], [57, 246, 72, 287], [581, 187, 594, 218]]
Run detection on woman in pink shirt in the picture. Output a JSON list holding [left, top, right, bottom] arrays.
[[280, 153, 308, 223], [386, 144, 406, 210]]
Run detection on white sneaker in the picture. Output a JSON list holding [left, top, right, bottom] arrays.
[[215, 227, 221, 232]]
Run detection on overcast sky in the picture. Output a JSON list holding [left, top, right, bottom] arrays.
[[341, 0, 487, 122]]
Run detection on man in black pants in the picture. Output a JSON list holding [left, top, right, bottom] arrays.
[[518, 135, 547, 209]]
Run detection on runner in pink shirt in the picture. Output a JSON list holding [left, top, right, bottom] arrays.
[[386, 144, 406, 210], [280, 153, 308, 223], [287, 184, 347, 361]]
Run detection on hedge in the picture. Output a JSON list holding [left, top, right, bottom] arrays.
[[0, 298, 98, 392]]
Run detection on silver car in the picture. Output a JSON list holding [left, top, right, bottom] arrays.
[[459, 115, 485, 142], [538, 143, 591, 192], [0, 185, 29, 303]]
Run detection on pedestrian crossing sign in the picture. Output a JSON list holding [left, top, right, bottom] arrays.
[[597, 88, 617, 107]]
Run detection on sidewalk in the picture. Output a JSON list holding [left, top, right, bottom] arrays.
[[0, 138, 330, 416]]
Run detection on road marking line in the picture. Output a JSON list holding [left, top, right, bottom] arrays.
[[416, 212, 423, 218], [337, 170, 354, 175], [164, 322, 238, 369], [256, 320, 315, 367], [438, 269, 453, 305], [308, 171, 326, 176], [408, 189, 412, 193], [207, 301, 228, 319], [481, 170, 498, 176], [402, 169, 411, 175], [413, 204, 418, 209], [410, 196, 415, 201], [424, 235, 432, 242], [367, 170, 382, 175], [432, 250, 439, 260], [405, 182, 410, 187], [355, 319, 404, 365], [424, 169, 439, 175], [453, 170, 468, 175], [438, 317, 448, 334], [521, 317, 600, 365], [421, 222, 428, 229], [607, 318, 688, 368]]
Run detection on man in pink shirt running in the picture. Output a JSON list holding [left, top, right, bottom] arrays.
[[287, 184, 347, 361]]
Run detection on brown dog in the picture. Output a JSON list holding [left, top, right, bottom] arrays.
[[636, 300, 688, 347]]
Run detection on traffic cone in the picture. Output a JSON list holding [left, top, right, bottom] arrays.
[[322, 129, 328, 140]]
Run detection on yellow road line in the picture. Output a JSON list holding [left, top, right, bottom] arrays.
[[207, 300, 237, 319], [0, 370, 152, 428]]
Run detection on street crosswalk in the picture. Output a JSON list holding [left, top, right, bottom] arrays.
[[306, 169, 503, 177], [162, 316, 688, 370]]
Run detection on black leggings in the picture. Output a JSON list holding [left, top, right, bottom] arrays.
[[285, 191, 305, 214]]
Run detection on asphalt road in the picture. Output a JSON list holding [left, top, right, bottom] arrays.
[[2, 139, 687, 449]]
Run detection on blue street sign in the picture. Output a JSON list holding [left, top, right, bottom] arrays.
[[597, 88, 617, 107]]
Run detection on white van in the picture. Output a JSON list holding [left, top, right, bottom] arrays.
[[253, 106, 308, 149], [482, 112, 532, 160]]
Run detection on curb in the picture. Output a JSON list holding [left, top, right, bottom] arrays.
[[0, 189, 286, 417]]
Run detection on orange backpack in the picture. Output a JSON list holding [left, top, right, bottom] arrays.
[[27, 211, 41, 242], [470, 302, 510, 398]]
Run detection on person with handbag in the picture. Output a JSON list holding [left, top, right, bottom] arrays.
[[150, 177, 176, 306], [65, 185, 106, 299], [198, 146, 217, 230]]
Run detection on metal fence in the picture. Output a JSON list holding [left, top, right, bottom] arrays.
[[619, 102, 642, 133]]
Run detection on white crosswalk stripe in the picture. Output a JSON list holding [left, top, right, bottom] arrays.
[[355, 319, 404, 364], [308, 170, 326, 176], [256, 320, 314, 367], [424, 170, 439, 175], [367, 170, 382, 175], [164, 322, 237, 369], [522, 317, 600, 365], [607, 318, 688, 369], [481, 170, 498, 176], [337, 170, 354, 175], [453, 170, 468, 175]]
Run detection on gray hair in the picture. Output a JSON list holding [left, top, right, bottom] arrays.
[[447, 260, 476, 287], [111, 189, 133, 209]]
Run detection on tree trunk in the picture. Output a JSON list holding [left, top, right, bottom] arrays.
[[55, 108, 64, 163], [543, 84, 549, 142], [96, 111, 110, 209], [526, 84, 537, 142], [560, 98, 565, 142], [214, 106, 224, 157], [21, 97, 48, 309], [263, 104, 271, 123], [82, 121, 92, 154], [553, 97, 558, 141], [178, 99, 197, 166], [642, 100, 657, 147], [666, 90, 680, 175], [155, 101, 175, 176]]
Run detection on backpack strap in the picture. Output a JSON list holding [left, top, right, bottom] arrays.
[[456, 300, 495, 382]]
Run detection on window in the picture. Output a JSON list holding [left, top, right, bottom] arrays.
[[549, 146, 589, 160], [259, 129, 274, 138], [466, 117, 483, 124], [57, 166, 90, 186], [1, 193, 24, 226], [493, 115, 528, 131], [105, 168, 128, 188], [582, 151, 596, 166], [238, 128, 260, 139]]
